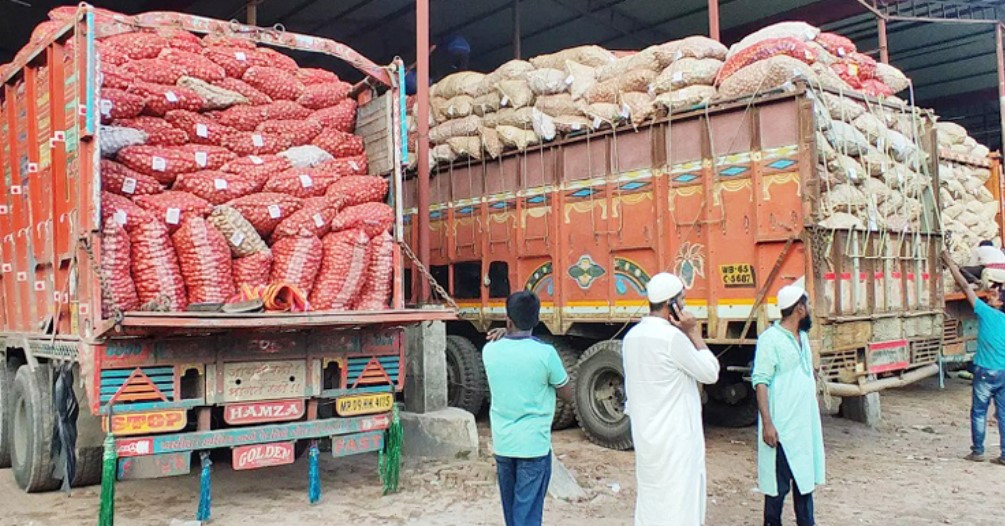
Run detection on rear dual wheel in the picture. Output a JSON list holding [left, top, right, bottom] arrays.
[[573, 341, 633, 451]]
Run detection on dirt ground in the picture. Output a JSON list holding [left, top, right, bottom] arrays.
[[0, 375, 1002, 526]]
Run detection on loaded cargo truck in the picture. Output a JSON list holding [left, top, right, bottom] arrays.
[[0, 6, 450, 496], [407, 84, 948, 449]]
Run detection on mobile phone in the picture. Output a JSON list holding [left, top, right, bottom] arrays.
[[669, 300, 682, 322]]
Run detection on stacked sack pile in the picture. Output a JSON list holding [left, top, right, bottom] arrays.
[[935, 121, 1000, 290], [42, 8, 400, 316]]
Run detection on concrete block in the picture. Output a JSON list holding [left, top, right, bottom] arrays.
[[840, 392, 882, 427], [404, 320, 448, 414], [548, 457, 588, 502], [401, 407, 478, 460]]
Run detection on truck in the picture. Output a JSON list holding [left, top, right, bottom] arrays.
[[406, 84, 946, 449], [0, 6, 449, 498]]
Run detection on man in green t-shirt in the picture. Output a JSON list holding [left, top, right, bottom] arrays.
[[483, 291, 573, 526]]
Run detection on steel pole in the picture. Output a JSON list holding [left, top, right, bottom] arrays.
[[877, 17, 889, 64], [417, 0, 432, 303], [246, 1, 257, 25], [997, 23, 1005, 154], [708, 0, 720, 42], [513, 0, 522, 59]]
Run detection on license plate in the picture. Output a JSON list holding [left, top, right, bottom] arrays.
[[335, 393, 394, 417]]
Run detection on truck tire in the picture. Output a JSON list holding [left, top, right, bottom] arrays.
[[71, 446, 104, 487], [573, 341, 632, 450], [0, 357, 20, 468], [537, 336, 580, 430], [445, 335, 486, 415], [11, 365, 60, 492]]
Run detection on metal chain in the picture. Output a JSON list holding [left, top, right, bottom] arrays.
[[397, 239, 459, 311], [79, 235, 125, 325]]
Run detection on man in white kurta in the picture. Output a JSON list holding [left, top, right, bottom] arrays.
[[623, 273, 721, 526]]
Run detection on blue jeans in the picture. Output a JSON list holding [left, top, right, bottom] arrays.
[[495, 453, 551, 526], [971, 365, 1005, 459], [764, 444, 814, 526]]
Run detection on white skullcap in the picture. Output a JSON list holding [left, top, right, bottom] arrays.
[[778, 285, 807, 310], [647, 273, 684, 304]]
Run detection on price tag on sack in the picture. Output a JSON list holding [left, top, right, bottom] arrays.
[[196, 123, 209, 138], [214, 178, 228, 190], [195, 151, 208, 168], [113, 210, 127, 225], [313, 213, 325, 228], [99, 99, 113, 117], [349, 160, 359, 172], [267, 204, 281, 218], [165, 90, 179, 103], [230, 231, 245, 247], [121, 177, 137, 194], [152, 156, 167, 172], [250, 155, 264, 165], [252, 134, 265, 147], [166, 208, 181, 225], [235, 51, 247, 62], [672, 71, 684, 84], [501, 95, 510, 107], [299, 174, 313, 188]]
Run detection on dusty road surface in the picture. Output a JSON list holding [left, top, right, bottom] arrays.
[[0, 375, 1001, 526]]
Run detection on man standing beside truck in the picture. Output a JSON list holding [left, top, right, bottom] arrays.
[[942, 251, 1005, 466], [622, 272, 720, 526], [483, 291, 573, 526], [753, 285, 826, 526]]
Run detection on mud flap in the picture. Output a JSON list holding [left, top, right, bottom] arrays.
[[51, 363, 78, 493]]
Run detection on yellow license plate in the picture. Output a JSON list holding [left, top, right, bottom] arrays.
[[335, 393, 394, 417]]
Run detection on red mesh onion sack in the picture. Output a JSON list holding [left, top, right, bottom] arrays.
[[310, 229, 370, 311], [153, 28, 203, 53], [128, 82, 204, 116], [172, 216, 235, 304], [202, 34, 256, 50], [101, 218, 141, 315], [203, 46, 259, 78], [716, 37, 816, 85], [256, 48, 299, 72], [330, 202, 394, 238], [216, 105, 269, 131], [324, 176, 388, 207], [814, 32, 856, 58], [173, 170, 266, 205], [315, 155, 368, 178], [255, 119, 322, 146], [180, 144, 238, 171], [221, 154, 291, 179], [226, 192, 304, 236], [296, 82, 351, 110], [220, 131, 292, 156], [312, 129, 364, 157], [102, 32, 168, 60], [296, 68, 339, 85], [129, 219, 187, 310], [97, 42, 130, 66], [308, 99, 357, 132], [270, 231, 323, 295], [846, 52, 878, 80], [242, 66, 305, 101], [120, 59, 185, 85], [264, 167, 339, 199], [101, 160, 163, 197], [158, 48, 225, 82], [830, 62, 864, 89], [212, 78, 272, 105], [134, 191, 213, 232], [164, 110, 235, 145], [233, 249, 273, 289], [101, 64, 131, 89], [263, 101, 311, 120], [271, 196, 340, 242], [99, 89, 145, 123], [860, 79, 894, 98], [113, 116, 188, 146], [117, 145, 201, 184], [353, 231, 394, 311], [101, 191, 154, 230]]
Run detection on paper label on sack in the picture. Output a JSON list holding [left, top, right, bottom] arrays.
[[571, 123, 582, 131], [349, 160, 359, 171], [165, 90, 179, 103], [235, 51, 247, 62], [564, 75, 574, 85], [672, 71, 684, 84], [152, 156, 167, 172], [249, 155, 264, 165], [196, 123, 209, 138], [848, 63, 859, 77], [165, 208, 181, 225], [837, 47, 847, 57], [214, 178, 228, 190], [312, 213, 325, 228], [501, 95, 509, 107], [267, 204, 281, 218], [99, 99, 113, 117], [121, 177, 137, 194], [673, 50, 683, 61], [195, 151, 208, 168], [592, 117, 602, 129], [230, 231, 245, 247], [299, 174, 313, 188], [620, 104, 631, 119], [252, 134, 265, 147], [113, 210, 127, 225]]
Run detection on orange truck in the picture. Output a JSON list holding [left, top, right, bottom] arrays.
[[407, 86, 946, 449], [0, 7, 448, 496]]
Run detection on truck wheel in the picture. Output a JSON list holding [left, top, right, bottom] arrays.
[[537, 336, 579, 430], [11, 365, 60, 492], [445, 336, 486, 415], [71, 447, 104, 487], [702, 395, 758, 428], [573, 341, 632, 450], [0, 357, 21, 468]]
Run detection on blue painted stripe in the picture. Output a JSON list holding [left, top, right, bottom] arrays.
[[100, 376, 174, 387], [101, 367, 174, 378], [99, 399, 202, 415]]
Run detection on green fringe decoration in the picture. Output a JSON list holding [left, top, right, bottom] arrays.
[[378, 404, 402, 495], [97, 433, 117, 526]]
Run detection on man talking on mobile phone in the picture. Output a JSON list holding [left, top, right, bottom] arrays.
[[622, 272, 721, 526]]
